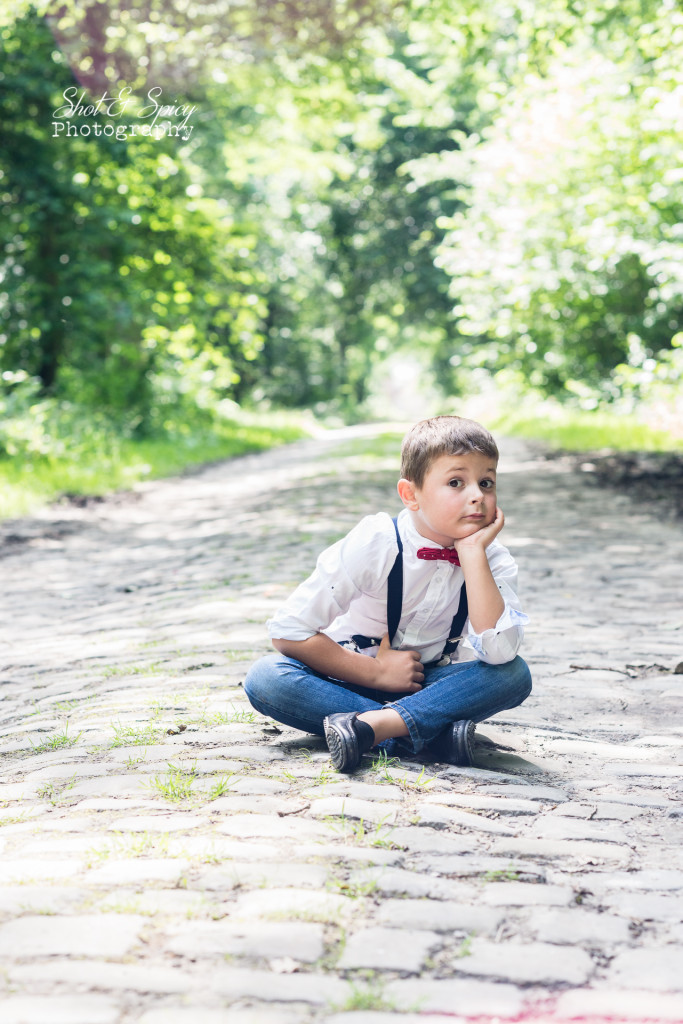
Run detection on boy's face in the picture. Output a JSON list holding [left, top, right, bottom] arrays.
[[399, 452, 498, 547]]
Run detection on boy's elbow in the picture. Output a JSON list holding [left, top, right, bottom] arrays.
[[477, 650, 517, 666], [272, 637, 292, 656], [469, 629, 524, 665], [272, 636, 312, 658]]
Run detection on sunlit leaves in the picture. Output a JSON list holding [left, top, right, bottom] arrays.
[[423, 0, 683, 396], [1, 8, 269, 425]]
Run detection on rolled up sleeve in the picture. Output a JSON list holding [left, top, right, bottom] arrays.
[[267, 514, 396, 642], [267, 548, 360, 641]]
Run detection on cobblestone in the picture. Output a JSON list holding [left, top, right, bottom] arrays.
[[165, 920, 326, 961], [384, 977, 525, 1016], [1, 427, 682, 1022], [336, 925, 440, 971], [413, 802, 518, 834], [553, 989, 683, 1022], [1, 995, 120, 1024], [307, 796, 400, 824], [479, 881, 573, 906], [531, 906, 631, 944], [460, 937, 595, 984], [231, 886, 353, 921], [608, 948, 683, 989], [375, 897, 504, 934], [602, 892, 683, 921], [0, 913, 144, 957]]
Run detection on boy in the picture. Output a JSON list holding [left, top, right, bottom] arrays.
[[244, 415, 532, 772]]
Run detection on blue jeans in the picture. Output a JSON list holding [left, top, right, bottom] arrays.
[[244, 653, 532, 759]]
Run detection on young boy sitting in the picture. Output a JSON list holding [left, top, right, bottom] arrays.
[[244, 415, 532, 772]]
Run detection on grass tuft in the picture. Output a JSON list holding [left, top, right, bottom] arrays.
[[147, 762, 199, 802], [111, 722, 165, 748], [30, 725, 81, 754]]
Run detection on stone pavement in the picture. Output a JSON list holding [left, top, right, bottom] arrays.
[[0, 424, 682, 1024]]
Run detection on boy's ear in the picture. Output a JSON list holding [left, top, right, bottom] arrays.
[[397, 477, 419, 510]]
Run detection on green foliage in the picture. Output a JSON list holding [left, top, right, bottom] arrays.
[[423, 0, 683, 399], [0, 389, 306, 518], [2, 0, 682, 492], [491, 404, 683, 454], [1, 9, 268, 428]]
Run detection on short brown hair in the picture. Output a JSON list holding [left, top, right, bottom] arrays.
[[400, 415, 499, 488]]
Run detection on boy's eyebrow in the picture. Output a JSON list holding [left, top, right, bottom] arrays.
[[444, 462, 497, 473]]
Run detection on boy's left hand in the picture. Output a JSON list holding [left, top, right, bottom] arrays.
[[453, 506, 506, 633], [455, 506, 505, 556]]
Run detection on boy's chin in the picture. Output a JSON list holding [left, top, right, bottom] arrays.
[[454, 520, 492, 541]]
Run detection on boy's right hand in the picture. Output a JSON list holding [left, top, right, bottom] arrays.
[[373, 633, 424, 693]]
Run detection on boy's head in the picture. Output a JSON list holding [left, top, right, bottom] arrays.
[[398, 416, 500, 547], [400, 415, 499, 488]]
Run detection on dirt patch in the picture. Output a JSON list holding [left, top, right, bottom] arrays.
[[548, 449, 683, 518]]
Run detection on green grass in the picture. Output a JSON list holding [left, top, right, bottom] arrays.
[[327, 875, 379, 899], [102, 663, 164, 679], [36, 772, 77, 804], [110, 722, 165, 748], [86, 831, 171, 866], [490, 406, 683, 453], [322, 431, 404, 463], [30, 726, 81, 754], [146, 762, 237, 803], [321, 802, 403, 851], [0, 411, 308, 520], [330, 979, 396, 1012], [187, 705, 258, 729], [147, 762, 199, 802]]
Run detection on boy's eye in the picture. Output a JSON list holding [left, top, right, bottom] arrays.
[[481, 479, 496, 490], [448, 478, 463, 487]]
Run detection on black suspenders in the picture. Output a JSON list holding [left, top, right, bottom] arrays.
[[386, 516, 404, 644], [388, 516, 468, 656], [350, 517, 469, 659]]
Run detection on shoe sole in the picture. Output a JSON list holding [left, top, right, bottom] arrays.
[[323, 716, 360, 773], [454, 720, 476, 766]]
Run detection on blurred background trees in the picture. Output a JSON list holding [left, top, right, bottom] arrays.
[[0, 0, 681, 484]]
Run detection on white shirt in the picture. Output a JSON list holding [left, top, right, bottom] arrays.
[[268, 509, 528, 666]]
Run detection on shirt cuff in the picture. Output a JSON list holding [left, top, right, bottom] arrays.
[[463, 606, 529, 664], [267, 615, 318, 642]]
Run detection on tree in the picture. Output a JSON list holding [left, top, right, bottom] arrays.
[[409, 0, 683, 398], [0, 7, 268, 431]]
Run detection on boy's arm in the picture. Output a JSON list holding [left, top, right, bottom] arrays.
[[272, 633, 424, 693], [455, 506, 506, 633]]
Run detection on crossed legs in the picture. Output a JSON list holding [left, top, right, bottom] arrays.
[[244, 653, 532, 759]]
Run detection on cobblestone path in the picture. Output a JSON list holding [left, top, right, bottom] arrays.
[[1, 426, 682, 1024]]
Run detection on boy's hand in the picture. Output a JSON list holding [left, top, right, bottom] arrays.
[[373, 633, 424, 692], [455, 505, 505, 556], [452, 505, 506, 634]]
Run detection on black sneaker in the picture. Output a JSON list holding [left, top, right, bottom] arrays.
[[323, 712, 363, 772], [424, 719, 476, 766]]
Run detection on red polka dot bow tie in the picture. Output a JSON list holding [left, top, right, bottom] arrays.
[[417, 547, 461, 566]]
